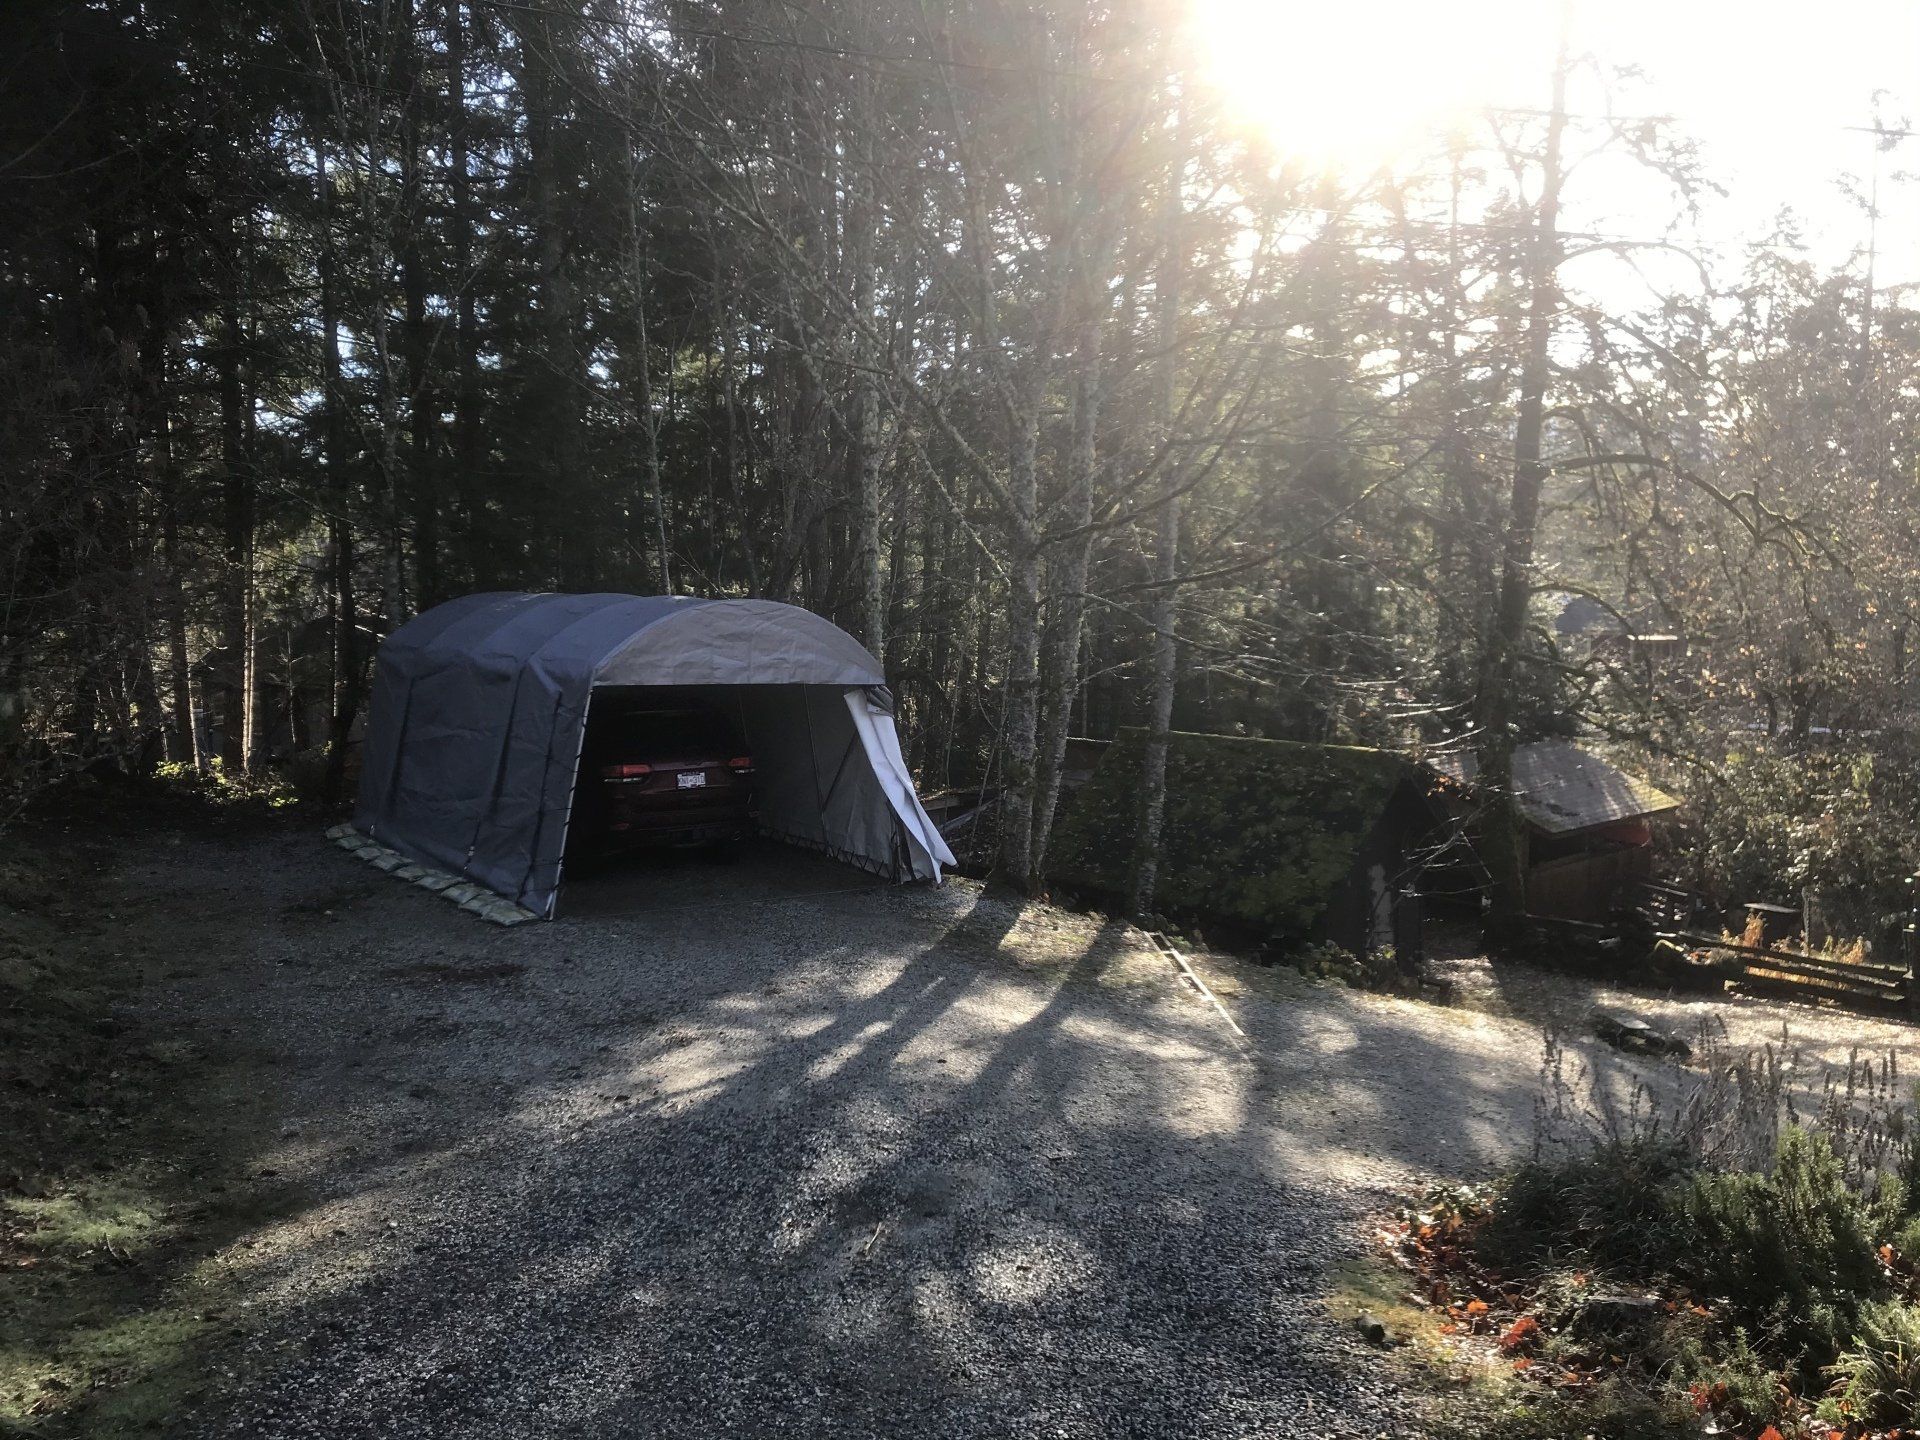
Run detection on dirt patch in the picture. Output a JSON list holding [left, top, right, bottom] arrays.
[[280, 882, 378, 918]]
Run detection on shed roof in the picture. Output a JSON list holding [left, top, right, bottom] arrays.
[[1548, 592, 1627, 637], [1429, 740, 1679, 835]]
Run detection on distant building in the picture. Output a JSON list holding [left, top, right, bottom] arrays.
[[1549, 592, 1626, 641], [1428, 740, 1680, 921], [1545, 593, 1688, 669]]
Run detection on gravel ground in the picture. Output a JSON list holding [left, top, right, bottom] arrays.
[[86, 824, 1920, 1437], [1430, 933, 1920, 1072]]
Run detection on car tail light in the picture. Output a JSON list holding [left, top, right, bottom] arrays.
[[602, 763, 652, 780], [729, 756, 754, 774]]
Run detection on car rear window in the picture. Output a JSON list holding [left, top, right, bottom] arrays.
[[602, 709, 737, 754]]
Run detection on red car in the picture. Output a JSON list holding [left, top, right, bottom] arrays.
[[581, 707, 755, 852]]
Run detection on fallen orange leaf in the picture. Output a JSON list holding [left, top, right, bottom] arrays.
[[1498, 1315, 1540, 1353]]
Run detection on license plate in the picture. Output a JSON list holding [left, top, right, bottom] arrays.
[[677, 771, 706, 789]]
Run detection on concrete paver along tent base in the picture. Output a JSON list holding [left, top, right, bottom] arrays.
[[352, 592, 954, 917]]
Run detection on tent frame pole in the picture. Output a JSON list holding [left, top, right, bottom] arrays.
[[519, 688, 584, 914], [538, 688, 594, 918]]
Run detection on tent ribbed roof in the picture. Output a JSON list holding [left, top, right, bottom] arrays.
[[377, 592, 885, 688]]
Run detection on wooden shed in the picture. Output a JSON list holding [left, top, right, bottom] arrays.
[[1429, 741, 1680, 921]]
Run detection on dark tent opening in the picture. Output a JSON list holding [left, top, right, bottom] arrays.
[[352, 593, 953, 917]]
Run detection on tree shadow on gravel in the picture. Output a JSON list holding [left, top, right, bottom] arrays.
[[155, 838, 1598, 1439]]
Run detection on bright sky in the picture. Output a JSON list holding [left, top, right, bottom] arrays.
[[1196, 0, 1920, 293]]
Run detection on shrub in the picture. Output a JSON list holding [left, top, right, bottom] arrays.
[[1827, 1300, 1920, 1426], [1483, 1138, 1695, 1278], [1683, 745, 1916, 904], [1448, 1037, 1920, 1433], [152, 755, 301, 809], [1679, 1129, 1883, 1374], [1285, 940, 1395, 987], [1047, 729, 1413, 940], [1664, 1324, 1781, 1427], [1485, 1128, 1895, 1379], [1453, 1381, 1699, 1440]]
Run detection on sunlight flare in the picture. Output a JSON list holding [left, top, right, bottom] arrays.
[[1192, 0, 1556, 167]]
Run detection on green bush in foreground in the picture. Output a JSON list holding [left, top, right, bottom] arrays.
[[1471, 1125, 1920, 1428], [1827, 1299, 1920, 1426], [1484, 1137, 1696, 1277], [1681, 1128, 1890, 1377]]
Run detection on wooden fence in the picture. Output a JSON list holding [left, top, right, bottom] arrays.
[[1659, 930, 1913, 1010]]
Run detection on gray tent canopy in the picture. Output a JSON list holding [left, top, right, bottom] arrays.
[[352, 592, 954, 916]]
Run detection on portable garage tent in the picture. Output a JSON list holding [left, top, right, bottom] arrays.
[[352, 592, 954, 917]]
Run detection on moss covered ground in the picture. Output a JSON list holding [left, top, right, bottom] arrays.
[[1, 807, 291, 1436]]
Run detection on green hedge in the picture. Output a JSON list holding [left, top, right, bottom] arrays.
[[1047, 729, 1414, 937]]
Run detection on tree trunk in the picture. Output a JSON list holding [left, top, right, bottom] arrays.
[[846, 72, 885, 660], [1131, 494, 1180, 917], [625, 144, 672, 592], [713, 243, 758, 595], [216, 279, 252, 774], [150, 330, 199, 769], [399, 0, 439, 606], [998, 497, 1042, 889], [364, 93, 409, 629], [445, 0, 486, 588], [520, 8, 589, 587], [318, 143, 363, 804], [1032, 311, 1103, 875], [1475, 5, 1571, 939], [1131, 134, 1186, 918]]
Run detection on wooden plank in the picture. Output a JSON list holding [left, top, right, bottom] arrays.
[[1148, 932, 1249, 1043], [1747, 953, 1906, 991], [1740, 964, 1896, 998], [1731, 970, 1908, 1011], [1661, 933, 1909, 983]]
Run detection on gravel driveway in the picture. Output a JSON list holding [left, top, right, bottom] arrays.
[[95, 826, 1920, 1438]]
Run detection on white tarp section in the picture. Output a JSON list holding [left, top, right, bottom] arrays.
[[596, 600, 884, 688], [663, 683, 953, 883], [846, 688, 952, 877]]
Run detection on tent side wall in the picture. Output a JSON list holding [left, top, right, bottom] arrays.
[[355, 594, 705, 912]]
